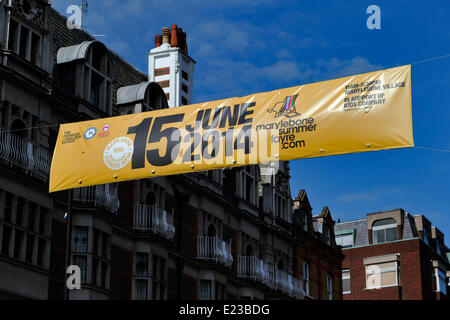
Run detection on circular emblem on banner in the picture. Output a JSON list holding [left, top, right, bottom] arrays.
[[103, 137, 134, 170], [84, 127, 97, 140]]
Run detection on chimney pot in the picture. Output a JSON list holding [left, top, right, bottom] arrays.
[[170, 24, 178, 48], [162, 27, 170, 44], [155, 35, 162, 48]]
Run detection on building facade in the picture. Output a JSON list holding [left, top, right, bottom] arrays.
[[335, 209, 450, 300], [0, 0, 343, 300]]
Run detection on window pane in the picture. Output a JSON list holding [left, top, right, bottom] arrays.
[[30, 33, 40, 66], [136, 253, 148, 277], [101, 262, 108, 287], [343, 277, 351, 293], [19, 26, 28, 58], [90, 73, 102, 108], [26, 234, 35, 263], [73, 227, 88, 253], [374, 230, 385, 244], [381, 271, 397, 286], [8, 20, 18, 51], [73, 256, 87, 283], [438, 270, 447, 295], [14, 230, 24, 259], [385, 227, 398, 242], [1, 226, 12, 255], [199, 280, 211, 300], [373, 218, 396, 227], [92, 258, 99, 285], [135, 280, 148, 300], [37, 238, 46, 267], [367, 273, 381, 288]]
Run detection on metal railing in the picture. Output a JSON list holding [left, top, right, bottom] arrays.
[[237, 256, 274, 287], [275, 269, 304, 299], [0, 131, 51, 182], [237, 256, 303, 298], [73, 183, 120, 213], [197, 236, 233, 268], [133, 204, 175, 240]]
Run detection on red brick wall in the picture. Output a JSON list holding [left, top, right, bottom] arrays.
[[342, 239, 423, 300], [295, 230, 343, 300]]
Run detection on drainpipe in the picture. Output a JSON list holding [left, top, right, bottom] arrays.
[[172, 184, 191, 300], [64, 190, 73, 300], [2, 0, 13, 65]]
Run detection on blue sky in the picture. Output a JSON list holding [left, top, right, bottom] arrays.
[[53, 1, 450, 243]]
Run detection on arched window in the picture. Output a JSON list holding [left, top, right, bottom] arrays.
[[372, 218, 398, 244], [10, 119, 27, 139]]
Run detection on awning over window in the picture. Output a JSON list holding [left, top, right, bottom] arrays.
[[56, 40, 97, 64]]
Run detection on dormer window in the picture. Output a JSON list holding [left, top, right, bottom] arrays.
[[116, 82, 169, 115], [84, 43, 113, 113], [57, 41, 114, 116], [372, 218, 398, 244], [336, 231, 354, 249]]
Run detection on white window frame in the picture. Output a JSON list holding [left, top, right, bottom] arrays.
[[365, 261, 399, 290], [336, 233, 354, 249], [372, 220, 398, 244], [326, 273, 333, 300], [303, 262, 310, 296], [342, 269, 351, 294]]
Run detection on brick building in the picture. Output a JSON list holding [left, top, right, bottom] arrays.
[[0, 0, 343, 300], [294, 190, 344, 300], [335, 209, 450, 300]]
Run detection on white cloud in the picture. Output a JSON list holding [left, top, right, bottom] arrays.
[[338, 192, 379, 203]]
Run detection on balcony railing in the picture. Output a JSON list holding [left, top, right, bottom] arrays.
[[275, 269, 304, 299], [237, 256, 274, 287], [237, 256, 303, 298], [73, 183, 120, 213], [133, 204, 175, 240], [0, 131, 51, 182], [197, 236, 233, 268]]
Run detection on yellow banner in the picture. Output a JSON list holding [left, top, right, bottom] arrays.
[[49, 65, 413, 192]]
